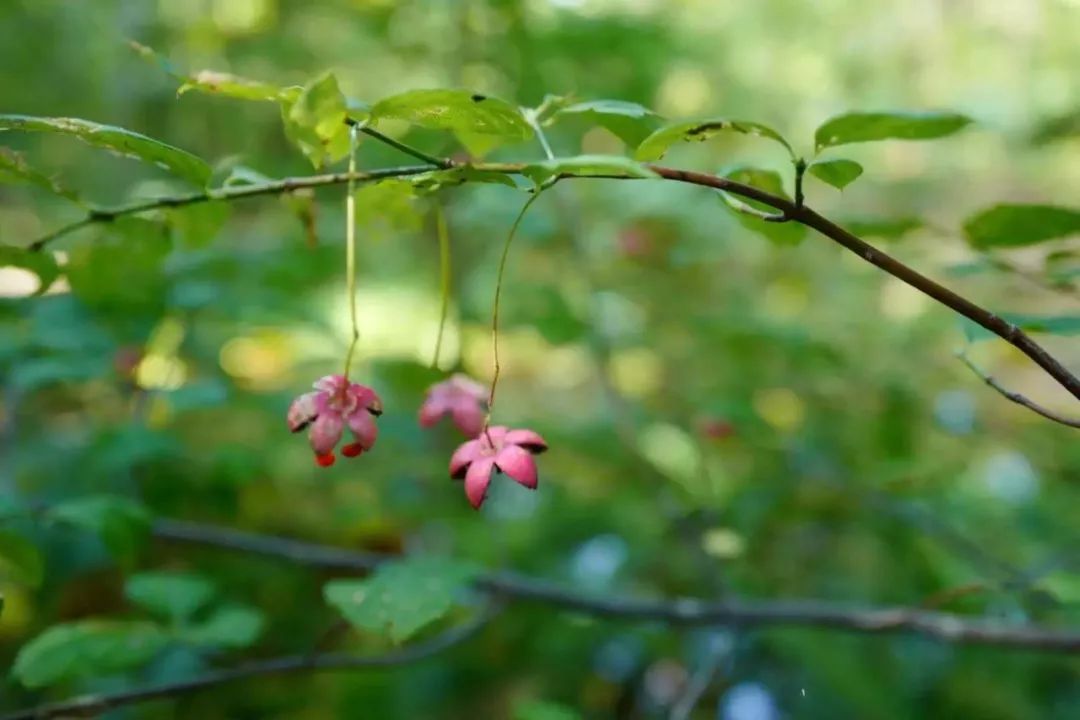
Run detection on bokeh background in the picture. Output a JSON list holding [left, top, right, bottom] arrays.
[[2, 0, 1079, 718]]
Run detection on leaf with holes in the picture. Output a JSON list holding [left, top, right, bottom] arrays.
[[372, 89, 532, 142], [553, 99, 663, 146], [13, 621, 169, 688], [522, 154, 657, 186], [635, 118, 793, 161], [720, 167, 805, 246], [0, 147, 79, 202], [807, 159, 864, 190], [0, 115, 211, 186], [323, 556, 479, 643], [814, 111, 972, 152], [125, 572, 216, 624], [963, 204, 1080, 249], [0, 530, 43, 587]]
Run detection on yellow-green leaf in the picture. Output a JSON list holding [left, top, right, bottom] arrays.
[[814, 111, 972, 152], [963, 204, 1080, 249], [553, 99, 662, 146], [807, 158, 863, 190]]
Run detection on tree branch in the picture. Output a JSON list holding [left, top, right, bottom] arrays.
[[956, 351, 1080, 428], [0, 603, 495, 720], [21, 159, 1080, 410], [153, 519, 1080, 653]]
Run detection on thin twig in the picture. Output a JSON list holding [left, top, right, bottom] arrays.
[[342, 125, 361, 379], [20, 160, 1080, 409], [357, 124, 452, 169], [956, 351, 1080, 428], [1, 605, 495, 720], [153, 519, 1080, 653]]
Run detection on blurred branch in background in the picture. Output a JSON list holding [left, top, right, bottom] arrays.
[[153, 518, 1080, 653], [956, 350, 1080, 429]]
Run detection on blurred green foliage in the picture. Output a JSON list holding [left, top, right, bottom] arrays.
[[1, 0, 1079, 718]]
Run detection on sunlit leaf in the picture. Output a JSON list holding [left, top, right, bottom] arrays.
[[0, 115, 211, 186], [635, 118, 793, 161], [48, 495, 150, 560], [323, 556, 479, 643], [372, 89, 532, 142], [13, 621, 168, 688], [125, 572, 216, 623], [179, 70, 285, 102], [814, 111, 972, 151], [0, 530, 43, 587], [807, 158, 864, 190], [178, 605, 265, 649], [279, 72, 351, 168], [0, 147, 79, 202], [963, 204, 1080, 249], [553, 99, 662, 146], [522, 154, 657, 186], [720, 166, 805, 246]]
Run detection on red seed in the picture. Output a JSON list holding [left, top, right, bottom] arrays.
[[315, 452, 336, 467], [341, 443, 363, 458]]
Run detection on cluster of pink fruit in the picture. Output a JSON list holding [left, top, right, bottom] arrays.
[[287, 374, 546, 509]]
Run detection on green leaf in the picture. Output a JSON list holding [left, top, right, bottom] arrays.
[[635, 118, 793, 161], [962, 313, 1080, 342], [290, 72, 348, 140], [721, 167, 805, 246], [65, 217, 171, 311], [0, 115, 211, 186], [125, 572, 215, 623], [372, 89, 533, 142], [48, 495, 150, 560], [279, 72, 350, 168], [0, 530, 43, 587], [522, 154, 658, 186], [179, 70, 285, 102], [843, 216, 922, 241], [0, 246, 61, 295], [553, 99, 662, 146], [410, 166, 518, 194], [323, 556, 479, 643], [0, 147, 79, 202], [13, 621, 168, 688], [814, 111, 972, 151], [963, 204, 1080, 249], [807, 159, 864, 190], [168, 201, 230, 249], [178, 605, 264, 649]]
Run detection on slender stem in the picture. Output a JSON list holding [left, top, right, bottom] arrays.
[[342, 126, 361, 379], [152, 519, 1080, 653], [20, 159, 1080, 412], [525, 108, 556, 160], [486, 190, 544, 419], [793, 157, 807, 208], [432, 202, 452, 369], [357, 124, 451, 169], [1, 605, 496, 720], [956, 350, 1080, 428]]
